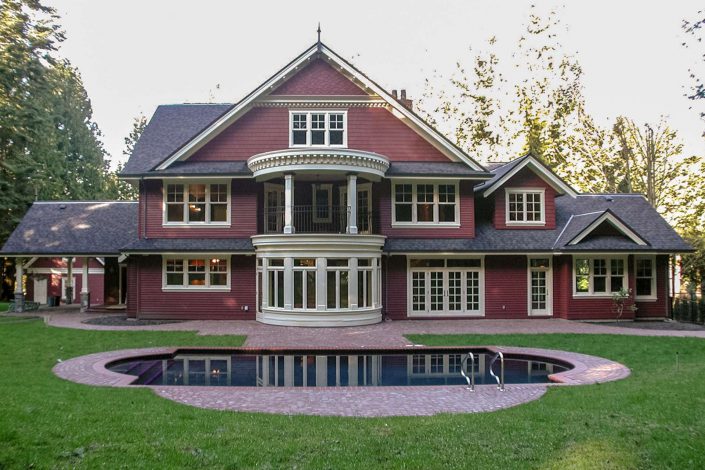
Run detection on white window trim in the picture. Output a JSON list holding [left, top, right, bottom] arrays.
[[635, 255, 658, 301], [406, 256, 485, 317], [162, 256, 231, 291], [292, 259, 317, 310], [312, 183, 333, 223], [527, 256, 552, 316], [392, 180, 461, 227], [505, 188, 546, 226], [162, 180, 231, 227], [289, 110, 348, 148], [572, 255, 628, 297]]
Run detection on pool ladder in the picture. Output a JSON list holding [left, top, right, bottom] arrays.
[[461, 351, 505, 392]]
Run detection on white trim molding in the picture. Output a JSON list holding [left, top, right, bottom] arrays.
[[505, 187, 546, 226], [572, 255, 628, 297], [634, 255, 658, 301], [527, 256, 552, 316], [568, 211, 648, 246], [162, 179, 231, 227], [247, 148, 389, 180], [161, 255, 232, 292], [391, 180, 461, 227], [483, 156, 578, 198]]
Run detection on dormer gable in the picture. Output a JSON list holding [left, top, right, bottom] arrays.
[[270, 59, 368, 96], [566, 210, 648, 247]]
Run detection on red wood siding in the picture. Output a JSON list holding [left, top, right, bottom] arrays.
[[130, 255, 256, 320], [634, 255, 669, 318], [552, 255, 570, 319], [189, 107, 289, 161], [383, 255, 408, 320], [271, 59, 367, 96], [347, 107, 451, 162], [126, 261, 138, 317], [30, 257, 102, 269], [142, 179, 258, 238], [188, 107, 453, 163], [27, 273, 104, 304], [493, 168, 557, 230], [484, 255, 528, 318], [558, 255, 637, 320], [377, 180, 475, 238]]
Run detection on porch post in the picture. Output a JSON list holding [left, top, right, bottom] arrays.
[[348, 257, 358, 308], [371, 257, 380, 308], [316, 257, 327, 310], [284, 174, 294, 234], [347, 174, 358, 234], [80, 257, 91, 312], [14, 258, 25, 313], [65, 257, 73, 304], [261, 258, 269, 308]]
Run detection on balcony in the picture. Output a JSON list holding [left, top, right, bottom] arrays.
[[263, 205, 377, 234]]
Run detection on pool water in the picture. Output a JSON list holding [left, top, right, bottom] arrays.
[[107, 348, 571, 387]]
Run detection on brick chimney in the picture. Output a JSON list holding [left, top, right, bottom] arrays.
[[399, 89, 413, 110]]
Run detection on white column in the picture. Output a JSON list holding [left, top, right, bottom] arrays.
[[14, 259, 24, 296], [371, 257, 380, 307], [284, 174, 294, 234], [347, 174, 358, 234], [283, 257, 294, 310], [316, 257, 327, 310], [348, 257, 358, 308], [261, 258, 269, 308], [80, 257, 91, 312], [65, 257, 74, 304]]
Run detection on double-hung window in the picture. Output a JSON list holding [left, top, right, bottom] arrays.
[[505, 189, 545, 225], [290, 111, 346, 147], [392, 182, 459, 225], [635, 256, 656, 299], [574, 256, 626, 296], [164, 182, 229, 225], [163, 257, 230, 290]]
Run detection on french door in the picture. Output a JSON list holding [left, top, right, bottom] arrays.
[[528, 257, 552, 316], [264, 184, 284, 233], [410, 262, 483, 316]]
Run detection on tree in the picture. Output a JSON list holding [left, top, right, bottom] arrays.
[[104, 114, 145, 200], [682, 10, 705, 134]]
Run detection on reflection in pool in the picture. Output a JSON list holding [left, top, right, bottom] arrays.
[[107, 348, 571, 387]]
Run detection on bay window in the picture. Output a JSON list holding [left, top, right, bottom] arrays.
[[163, 256, 230, 290], [392, 182, 459, 225], [290, 111, 347, 147], [574, 256, 626, 296], [164, 182, 229, 225]]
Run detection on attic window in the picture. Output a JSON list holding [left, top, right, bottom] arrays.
[[505, 189, 545, 225], [290, 111, 347, 147]]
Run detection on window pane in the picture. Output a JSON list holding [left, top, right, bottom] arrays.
[[329, 130, 343, 145], [166, 273, 183, 286], [611, 259, 624, 276], [395, 184, 413, 202], [188, 184, 206, 202], [188, 203, 206, 222], [327, 271, 337, 308], [636, 278, 652, 296], [329, 114, 344, 129], [576, 275, 589, 292], [439, 204, 455, 222], [610, 276, 624, 293], [447, 259, 481, 268], [593, 259, 606, 276], [594, 276, 606, 292], [395, 204, 412, 222], [276, 271, 284, 308], [530, 258, 550, 268], [410, 259, 445, 268], [210, 203, 227, 222], [306, 271, 316, 308], [339, 271, 349, 308], [167, 204, 184, 222], [294, 271, 303, 309], [328, 259, 348, 267], [293, 130, 307, 145], [311, 113, 325, 129], [210, 184, 227, 202], [166, 184, 184, 202], [294, 258, 315, 267], [575, 259, 590, 276], [311, 130, 325, 145], [417, 185, 434, 222], [210, 273, 227, 286]]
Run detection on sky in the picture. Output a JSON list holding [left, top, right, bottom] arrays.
[[46, 0, 705, 167]]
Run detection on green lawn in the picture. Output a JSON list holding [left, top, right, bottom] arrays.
[[0, 301, 10, 312], [0, 319, 704, 469]]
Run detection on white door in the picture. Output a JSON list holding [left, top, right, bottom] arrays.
[[264, 184, 284, 233], [33, 278, 48, 304], [528, 257, 552, 316]]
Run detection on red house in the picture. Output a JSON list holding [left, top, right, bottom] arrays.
[[2, 41, 691, 326]]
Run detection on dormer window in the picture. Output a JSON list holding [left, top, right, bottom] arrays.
[[164, 182, 230, 225], [505, 188, 545, 225], [290, 111, 347, 147]]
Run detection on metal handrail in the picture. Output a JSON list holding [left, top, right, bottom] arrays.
[[489, 351, 505, 391], [460, 352, 475, 391]]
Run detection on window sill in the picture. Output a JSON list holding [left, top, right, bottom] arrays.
[[288, 144, 348, 149], [572, 294, 622, 299], [162, 287, 231, 292], [392, 222, 461, 228], [162, 223, 231, 228], [505, 221, 546, 227]]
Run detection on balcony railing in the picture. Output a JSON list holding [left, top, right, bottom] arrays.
[[263, 205, 377, 234]]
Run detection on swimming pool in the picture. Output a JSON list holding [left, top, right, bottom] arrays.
[[106, 347, 572, 388]]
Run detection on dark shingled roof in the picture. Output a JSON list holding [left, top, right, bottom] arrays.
[[121, 104, 232, 175], [146, 160, 251, 177], [474, 154, 530, 193], [552, 211, 606, 248], [386, 162, 490, 178], [121, 238, 254, 253], [1, 202, 138, 256], [384, 194, 692, 253]]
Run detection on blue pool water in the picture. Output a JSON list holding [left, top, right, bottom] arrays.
[[107, 348, 571, 387]]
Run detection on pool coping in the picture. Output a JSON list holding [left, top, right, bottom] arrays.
[[52, 345, 630, 417]]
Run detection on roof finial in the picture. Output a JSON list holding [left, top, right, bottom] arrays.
[[317, 23, 321, 44]]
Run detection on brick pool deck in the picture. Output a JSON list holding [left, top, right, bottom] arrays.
[[19, 309, 702, 416]]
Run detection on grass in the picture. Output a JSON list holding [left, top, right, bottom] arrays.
[[0, 321, 703, 469], [0, 301, 11, 312]]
